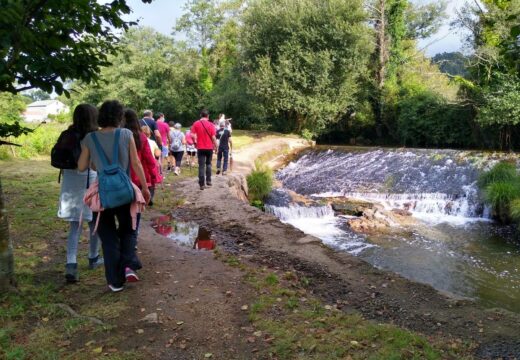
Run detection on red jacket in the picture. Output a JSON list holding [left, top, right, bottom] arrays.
[[131, 132, 160, 187]]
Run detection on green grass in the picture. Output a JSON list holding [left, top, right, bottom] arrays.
[[0, 122, 67, 160], [478, 161, 518, 189], [0, 159, 140, 360], [246, 160, 273, 203], [478, 162, 520, 223], [221, 255, 474, 360]]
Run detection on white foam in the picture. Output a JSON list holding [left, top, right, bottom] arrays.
[[266, 204, 375, 255]]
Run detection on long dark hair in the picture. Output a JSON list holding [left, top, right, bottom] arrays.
[[71, 104, 98, 139], [123, 108, 142, 150]]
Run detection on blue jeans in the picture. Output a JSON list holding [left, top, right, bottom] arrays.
[[93, 204, 137, 287], [66, 221, 100, 264], [197, 149, 213, 186], [217, 149, 229, 172]]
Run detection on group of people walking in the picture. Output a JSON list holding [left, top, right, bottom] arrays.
[[55, 101, 232, 292]]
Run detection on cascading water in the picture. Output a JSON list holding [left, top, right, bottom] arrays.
[[268, 148, 520, 312], [277, 148, 491, 222]]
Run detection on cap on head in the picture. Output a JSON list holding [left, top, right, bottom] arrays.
[[174, 123, 182, 129], [219, 119, 226, 127]]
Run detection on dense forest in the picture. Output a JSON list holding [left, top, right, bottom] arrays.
[[3, 0, 520, 150]]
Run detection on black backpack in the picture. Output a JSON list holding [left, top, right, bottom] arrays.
[[51, 128, 82, 169]]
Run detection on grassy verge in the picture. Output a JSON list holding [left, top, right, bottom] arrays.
[[0, 122, 68, 160], [217, 253, 475, 360], [0, 160, 139, 360]]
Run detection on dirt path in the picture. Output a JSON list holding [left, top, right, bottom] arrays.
[[114, 136, 520, 359], [100, 137, 309, 359]]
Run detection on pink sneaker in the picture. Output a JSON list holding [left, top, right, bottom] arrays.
[[125, 267, 140, 282]]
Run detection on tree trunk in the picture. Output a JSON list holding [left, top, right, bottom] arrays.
[[0, 178, 15, 291], [373, 0, 389, 140]]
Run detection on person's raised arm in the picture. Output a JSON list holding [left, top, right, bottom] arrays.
[[77, 144, 90, 172], [129, 137, 151, 204]]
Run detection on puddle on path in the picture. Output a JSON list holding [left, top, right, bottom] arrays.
[[152, 214, 216, 250]]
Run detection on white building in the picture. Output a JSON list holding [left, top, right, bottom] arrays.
[[23, 100, 69, 123]]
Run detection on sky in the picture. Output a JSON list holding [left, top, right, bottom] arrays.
[[124, 0, 469, 57]]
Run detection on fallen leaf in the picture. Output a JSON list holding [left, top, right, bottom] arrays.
[[176, 321, 184, 325], [247, 337, 256, 343], [204, 353, 213, 358], [241, 305, 248, 311], [136, 329, 144, 334], [42, 317, 49, 322], [86, 340, 96, 347], [253, 331, 262, 337], [92, 347, 103, 354]]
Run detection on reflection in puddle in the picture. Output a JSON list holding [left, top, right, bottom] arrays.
[[152, 214, 216, 250]]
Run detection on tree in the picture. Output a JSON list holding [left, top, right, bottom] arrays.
[[367, 0, 446, 141], [25, 89, 51, 102], [432, 52, 470, 78], [0, 0, 152, 95], [72, 27, 201, 122], [174, 0, 224, 53], [242, 0, 372, 136], [454, 0, 520, 148], [0, 0, 153, 292]]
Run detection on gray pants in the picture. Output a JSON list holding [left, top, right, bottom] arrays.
[[197, 149, 213, 186], [66, 221, 100, 264]]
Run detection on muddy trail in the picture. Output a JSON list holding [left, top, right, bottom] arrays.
[[147, 137, 520, 359]]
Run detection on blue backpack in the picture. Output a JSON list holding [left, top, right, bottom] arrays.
[[91, 129, 135, 209]]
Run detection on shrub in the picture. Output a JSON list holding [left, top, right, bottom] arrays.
[[0, 122, 67, 159], [477, 162, 518, 188], [509, 199, 520, 223], [478, 162, 520, 224], [246, 160, 273, 204]]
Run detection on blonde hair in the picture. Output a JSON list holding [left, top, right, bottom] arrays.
[[142, 125, 152, 138]]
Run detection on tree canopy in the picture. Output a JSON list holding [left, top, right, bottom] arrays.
[[0, 0, 152, 96]]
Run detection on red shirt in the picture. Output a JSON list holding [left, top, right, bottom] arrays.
[[191, 118, 216, 150], [156, 120, 170, 147], [131, 132, 160, 187]]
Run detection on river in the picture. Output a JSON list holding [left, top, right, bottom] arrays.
[[266, 147, 520, 313]]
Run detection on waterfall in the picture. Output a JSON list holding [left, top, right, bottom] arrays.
[[276, 148, 491, 222], [265, 204, 335, 221]]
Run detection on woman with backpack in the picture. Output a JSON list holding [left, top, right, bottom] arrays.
[[78, 100, 150, 292], [169, 123, 186, 175], [57, 104, 103, 283]]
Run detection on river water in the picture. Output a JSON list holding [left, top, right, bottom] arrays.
[[266, 147, 520, 313]]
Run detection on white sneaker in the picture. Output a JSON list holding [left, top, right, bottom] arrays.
[[108, 284, 124, 292]]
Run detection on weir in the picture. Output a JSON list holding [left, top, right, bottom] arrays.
[[267, 147, 520, 313]]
